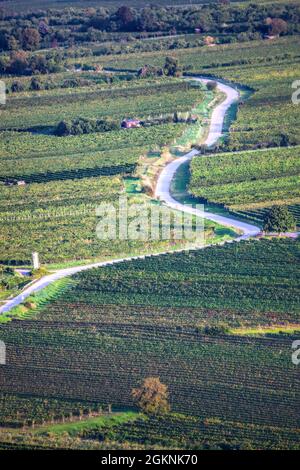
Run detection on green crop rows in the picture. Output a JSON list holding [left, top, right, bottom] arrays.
[[1, 80, 201, 130], [1, 25, 300, 450], [87, 36, 300, 150], [0, 239, 299, 449]]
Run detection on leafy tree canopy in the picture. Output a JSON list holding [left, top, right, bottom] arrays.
[[132, 377, 170, 415], [263, 206, 296, 233]]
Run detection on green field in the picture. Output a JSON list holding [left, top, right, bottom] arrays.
[[80, 37, 300, 150], [0, 80, 201, 130], [1, 2, 300, 451]]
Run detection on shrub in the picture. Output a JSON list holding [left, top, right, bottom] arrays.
[[55, 117, 119, 136], [263, 206, 296, 233], [29, 77, 42, 91]]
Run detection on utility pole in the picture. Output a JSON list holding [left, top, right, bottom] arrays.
[[32, 252, 40, 270]]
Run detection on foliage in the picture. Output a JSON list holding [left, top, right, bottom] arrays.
[[263, 206, 296, 233], [164, 56, 181, 77], [55, 117, 119, 136], [0, 265, 31, 296], [229, 204, 300, 229], [0, 240, 299, 450], [206, 81, 217, 91], [0, 2, 299, 53], [132, 377, 170, 415], [21, 28, 40, 51]]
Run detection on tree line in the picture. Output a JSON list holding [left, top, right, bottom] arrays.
[[0, 2, 299, 52]]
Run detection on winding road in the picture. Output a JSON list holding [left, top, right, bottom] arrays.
[[0, 76, 260, 315], [155, 78, 260, 238]]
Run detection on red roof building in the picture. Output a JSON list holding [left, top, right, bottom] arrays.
[[121, 119, 142, 129]]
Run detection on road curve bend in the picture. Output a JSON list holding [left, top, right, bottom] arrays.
[[0, 76, 260, 315], [155, 77, 260, 238]]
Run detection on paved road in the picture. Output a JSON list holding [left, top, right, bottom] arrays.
[[0, 254, 166, 314], [0, 77, 260, 315], [155, 78, 260, 238]]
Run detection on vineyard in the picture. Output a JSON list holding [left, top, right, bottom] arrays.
[[83, 36, 300, 150], [217, 62, 300, 151], [0, 239, 299, 449], [0, 80, 201, 130], [77, 36, 300, 72], [0, 71, 220, 265], [0, 10, 300, 450]]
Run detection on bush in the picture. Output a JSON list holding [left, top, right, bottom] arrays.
[[197, 323, 230, 336], [29, 77, 42, 91], [164, 56, 181, 77], [61, 78, 93, 89], [206, 81, 217, 91], [11, 81, 25, 93]]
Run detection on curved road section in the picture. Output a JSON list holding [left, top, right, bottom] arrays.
[[155, 77, 260, 238], [0, 77, 260, 315]]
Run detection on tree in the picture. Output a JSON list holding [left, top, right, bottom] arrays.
[[55, 117, 118, 136], [0, 56, 10, 73], [0, 34, 19, 51], [29, 54, 49, 74], [263, 206, 296, 233], [55, 120, 72, 137], [131, 377, 170, 415], [206, 81, 217, 91], [164, 56, 180, 77], [38, 20, 50, 36], [21, 28, 40, 51], [8, 51, 29, 75], [137, 64, 163, 78], [116, 6, 135, 30], [11, 81, 25, 93], [7, 35, 19, 51]]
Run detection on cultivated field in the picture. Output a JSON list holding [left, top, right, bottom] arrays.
[[0, 1, 299, 451]]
